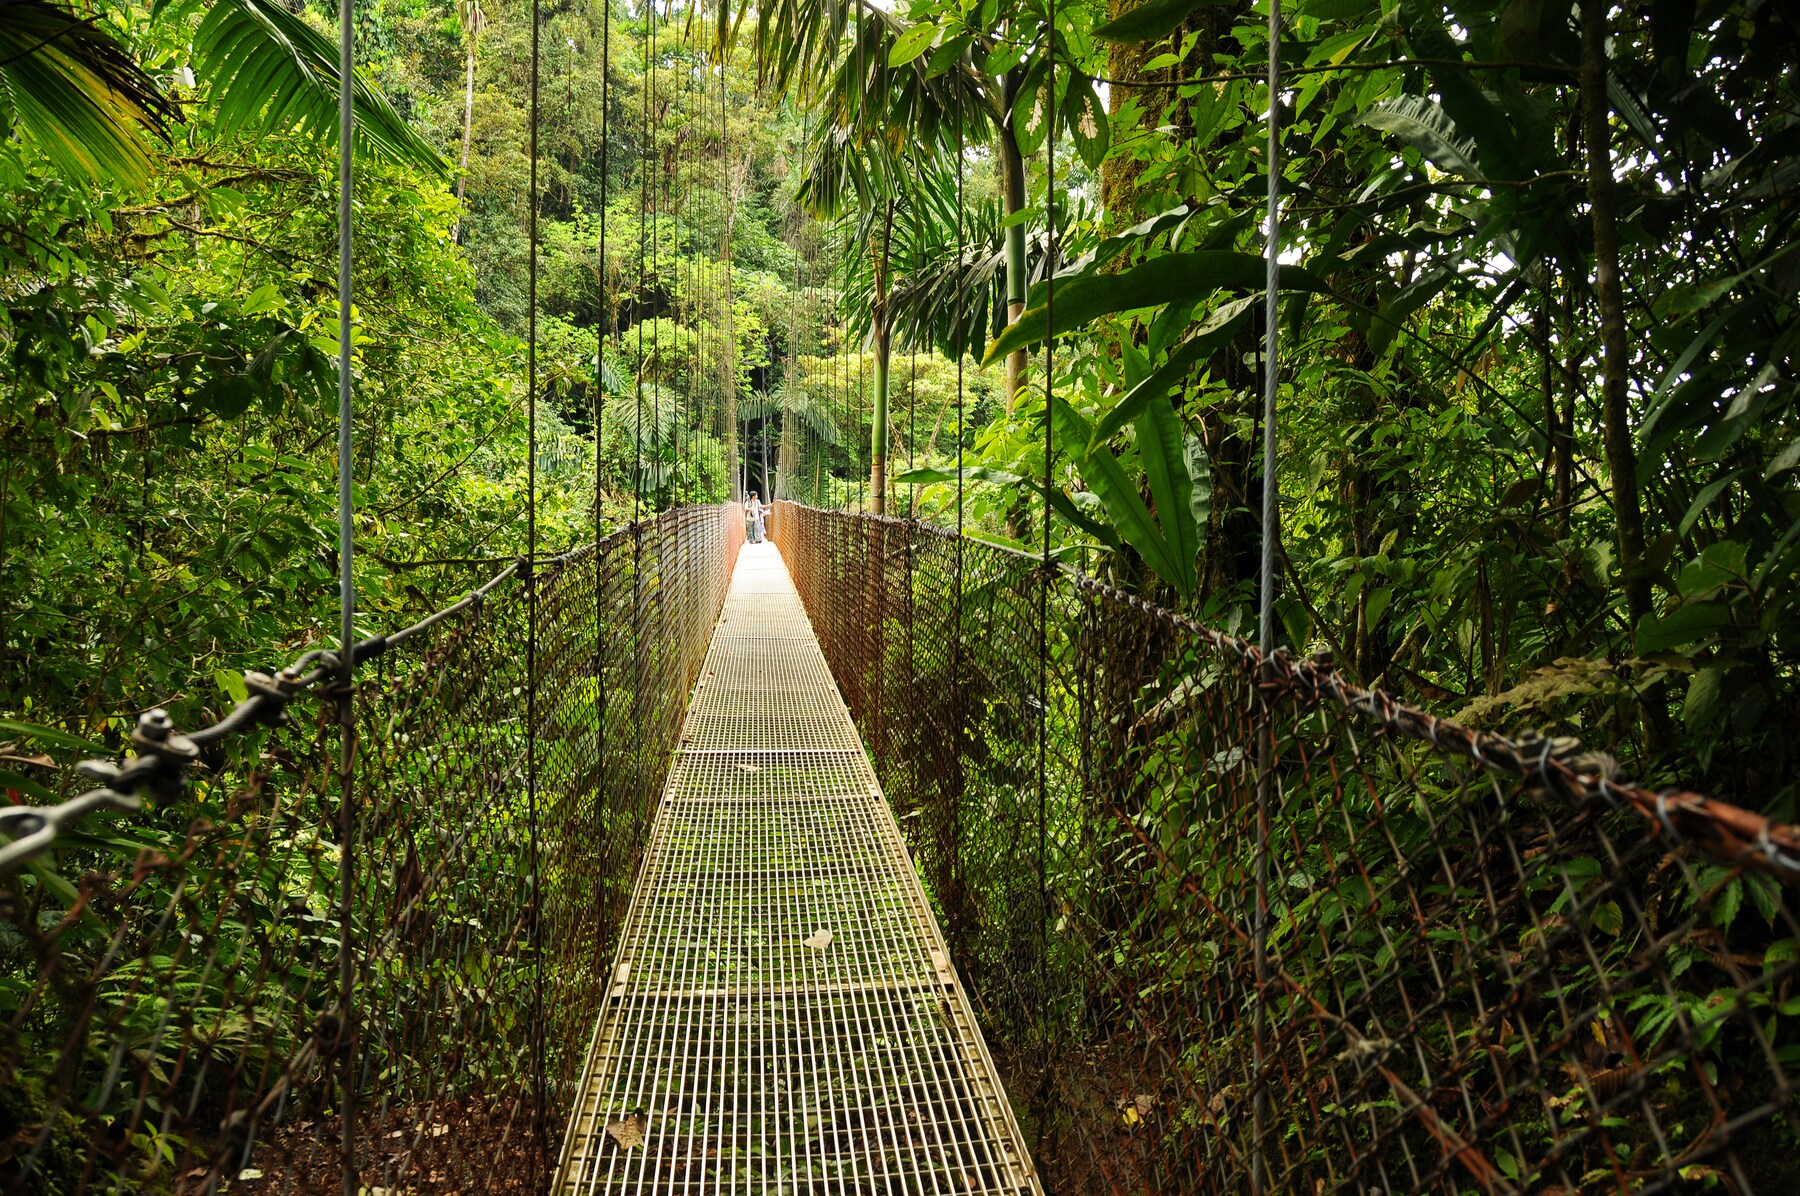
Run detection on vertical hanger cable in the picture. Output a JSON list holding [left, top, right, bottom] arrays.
[[333, 2, 357, 1186], [1035, 0, 1057, 1084], [1252, 4, 1283, 1192], [523, 0, 547, 1165]]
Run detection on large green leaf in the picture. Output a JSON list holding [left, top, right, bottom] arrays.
[[1064, 75, 1111, 171], [1134, 393, 1199, 601], [894, 465, 1020, 486], [1009, 60, 1052, 159], [1095, 0, 1235, 44], [194, 0, 445, 175], [1397, 0, 1531, 180], [886, 21, 937, 68], [1052, 396, 1185, 589], [1092, 296, 1255, 444], [1359, 95, 1480, 179], [0, 718, 109, 756], [0, 0, 177, 187], [987, 253, 1326, 362]]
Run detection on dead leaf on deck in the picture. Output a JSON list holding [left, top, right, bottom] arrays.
[[606, 1114, 644, 1150], [804, 929, 833, 950]]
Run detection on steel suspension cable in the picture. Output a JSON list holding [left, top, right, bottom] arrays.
[[635, 0, 651, 522], [594, 0, 614, 966], [1253, 4, 1283, 1192], [953, 114, 965, 946], [597, 1, 613, 489], [689, 19, 703, 499], [853, 0, 862, 514], [524, 0, 547, 1160], [1258, 6, 1283, 661], [333, 1, 356, 1190], [1036, 0, 1056, 1089]]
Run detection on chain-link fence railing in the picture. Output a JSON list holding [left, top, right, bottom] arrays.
[[1, 504, 742, 1195], [773, 500, 1800, 1195]]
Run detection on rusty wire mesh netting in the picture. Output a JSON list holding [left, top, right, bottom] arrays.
[[772, 501, 1800, 1195], [0, 504, 741, 1194]]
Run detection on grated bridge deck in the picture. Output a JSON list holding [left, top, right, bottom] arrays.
[[557, 542, 1039, 1194]]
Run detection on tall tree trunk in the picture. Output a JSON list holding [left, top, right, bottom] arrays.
[[452, 36, 477, 244], [1581, 0, 1650, 632], [1000, 70, 1029, 412], [722, 151, 744, 499], [869, 199, 896, 514], [1555, 285, 1578, 542], [1100, 0, 1151, 220]]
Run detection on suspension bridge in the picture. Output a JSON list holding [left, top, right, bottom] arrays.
[[3, 500, 1798, 1194], [3, 0, 1798, 1188]]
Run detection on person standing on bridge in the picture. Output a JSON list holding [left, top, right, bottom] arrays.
[[747, 492, 767, 544]]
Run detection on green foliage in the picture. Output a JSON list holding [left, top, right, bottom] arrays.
[[193, 0, 447, 173], [1094, 0, 1233, 45], [0, 0, 177, 187], [985, 253, 1325, 361], [842, 0, 1800, 814]]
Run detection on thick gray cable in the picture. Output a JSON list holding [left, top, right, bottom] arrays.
[[334, 0, 357, 1191], [1253, 11, 1282, 1196], [1258, 2, 1282, 656]]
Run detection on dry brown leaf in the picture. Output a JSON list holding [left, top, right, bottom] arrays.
[[606, 1114, 644, 1150]]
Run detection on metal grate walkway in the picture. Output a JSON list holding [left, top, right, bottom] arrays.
[[557, 542, 1040, 1194]]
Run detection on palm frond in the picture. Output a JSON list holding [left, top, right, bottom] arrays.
[[0, 0, 177, 187], [608, 383, 684, 447], [194, 0, 445, 175], [779, 387, 843, 446], [819, 154, 1011, 362], [744, 0, 994, 146]]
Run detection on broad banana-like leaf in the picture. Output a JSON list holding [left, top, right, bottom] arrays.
[[195, 0, 445, 175], [1133, 392, 1199, 601], [1091, 295, 1255, 445], [0, 0, 177, 187], [1064, 74, 1110, 171], [1359, 95, 1480, 179], [1095, 0, 1235, 44], [1398, 0, 1532, 181], [987, 252, 1326, 362], [894, 465, 1020, 486], [1051, 395, 1185, 590]]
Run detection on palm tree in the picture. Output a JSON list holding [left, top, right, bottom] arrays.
[[0, 0, 178, 186], [737, 0, 1073, 417], [0, 0, 443, 189], [451, 0, 487, 243], [800, 132, 993, 513]]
